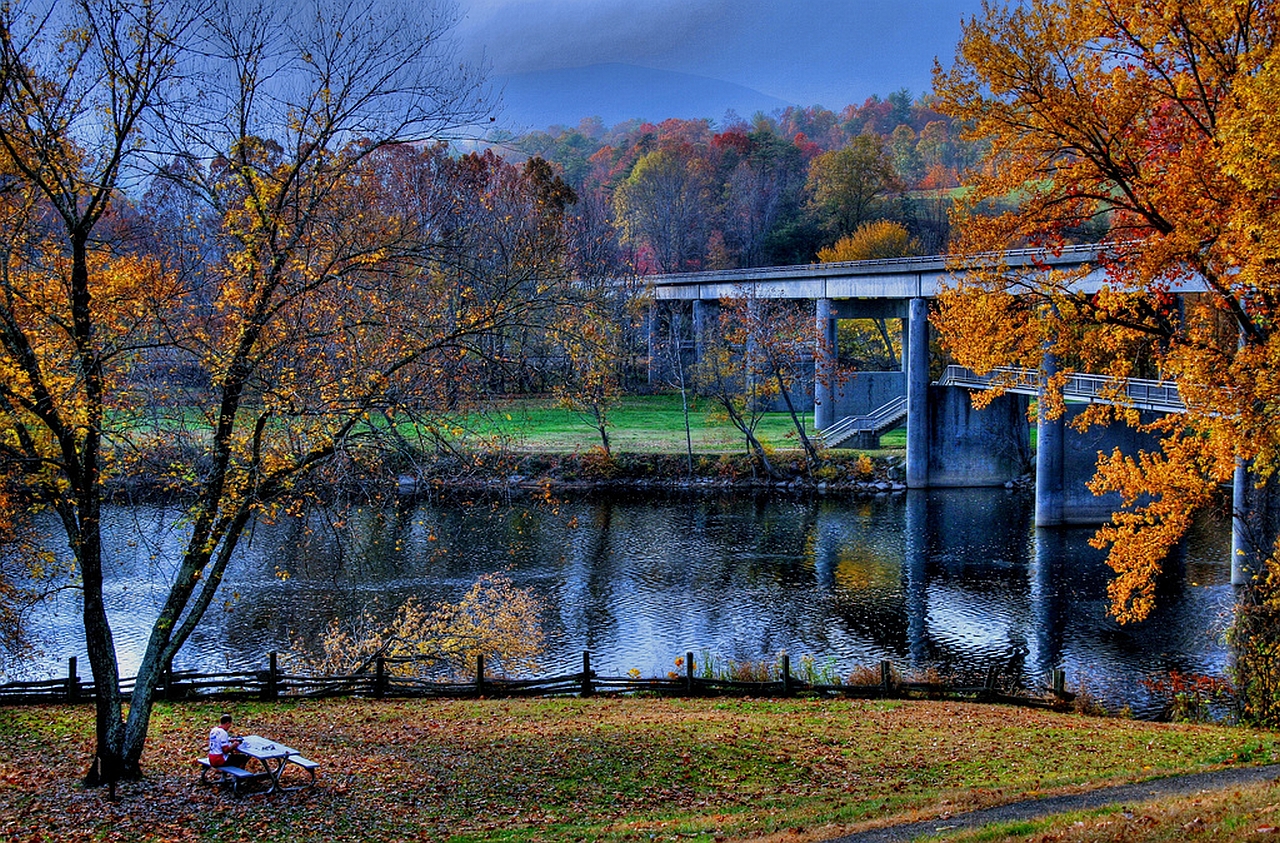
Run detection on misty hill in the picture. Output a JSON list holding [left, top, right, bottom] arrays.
[[493, 63, 793, 131]]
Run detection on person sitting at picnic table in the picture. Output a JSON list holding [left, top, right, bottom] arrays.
[[208, 713, 248, 767]]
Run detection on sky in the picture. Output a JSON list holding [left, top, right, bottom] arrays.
[[453, 0, 987, 110]]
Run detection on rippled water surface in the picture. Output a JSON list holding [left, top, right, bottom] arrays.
[[21, 488, 1235, 715]]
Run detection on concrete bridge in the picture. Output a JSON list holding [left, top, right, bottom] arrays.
[[643, 247, 1268, 583]]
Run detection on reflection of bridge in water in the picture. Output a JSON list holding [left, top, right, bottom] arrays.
[[644, 247, 1264, 581]]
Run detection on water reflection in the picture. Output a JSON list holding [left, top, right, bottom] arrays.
[[19, 489, 1234, 715]]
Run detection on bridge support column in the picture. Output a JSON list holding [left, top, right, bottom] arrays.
[[1234, 460, 1251, 586], [814, 298, 837, 430], [692, 300, 710, 367], [1035, 352, 1065, 527], [646, 302, 658, 386], [1036, 403, 1164, 526], [905, 298, 930, 487], [1234, 463, 1280, 586]]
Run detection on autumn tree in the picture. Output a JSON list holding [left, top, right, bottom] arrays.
[[552, 305, 624, 457], [695, 316, 777, 479], [0, 0, 199, 788], [932, 0, 1280, 624], [818, 221, 918, 371], [817, 219, 919, 263], [694, 293, 822, 477], [717, 124, 809, 268], [806, 134, 901, 242], [0, 0, 592, 788], [613, 146, 713, 273]]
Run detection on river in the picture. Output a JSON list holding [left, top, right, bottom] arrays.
[[17, 487, 1235, 716]]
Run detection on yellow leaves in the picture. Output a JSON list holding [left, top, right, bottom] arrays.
[[817, 221, 919, 262], [295, 572, 544, 680], [934, 0, 1280, 622], [1089, 430, 1225, 622]]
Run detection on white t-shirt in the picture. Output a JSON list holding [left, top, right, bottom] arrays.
[[209, 725, 233, 757]]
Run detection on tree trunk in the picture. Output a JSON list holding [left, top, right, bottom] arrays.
[[774, 369, 819, 472]]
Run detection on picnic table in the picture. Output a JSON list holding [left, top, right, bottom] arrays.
[[198, 734, 319, 795]]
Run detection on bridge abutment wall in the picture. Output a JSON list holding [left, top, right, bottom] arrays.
[[921, 386, 1032, 487], [1035, 405, 1163, 526]]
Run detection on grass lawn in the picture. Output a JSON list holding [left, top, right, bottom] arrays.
[[940, 777, 1280, 842], [459, 393, 907, 455], [2, 697, 1275, 842]]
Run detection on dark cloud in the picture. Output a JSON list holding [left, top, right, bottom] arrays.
[[456, 0, 740, 75], [455, 0, 981, 108]]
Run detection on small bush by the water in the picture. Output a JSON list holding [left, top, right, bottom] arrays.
[[1141, 671, 1236, 723], [1227, 574, 1280, 728], [797, 654, 842, 686], [292, 572, 544, 680]]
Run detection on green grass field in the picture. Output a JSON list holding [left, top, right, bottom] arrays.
[[457, 393, 907, 455]]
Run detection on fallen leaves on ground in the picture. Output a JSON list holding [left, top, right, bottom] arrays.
[[0, 697, 1274, 842]]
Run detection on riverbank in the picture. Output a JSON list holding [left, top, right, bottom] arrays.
[[393, 449, 932, 498], [1, 697, 1275, 842], [103, 444, 964, 504], [94, 394, 984, 502]]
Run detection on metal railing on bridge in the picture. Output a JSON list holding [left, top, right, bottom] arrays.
[[820, 395, 908, 449], [820, 365, 1184, 449], [938, 365, 1185, 413]]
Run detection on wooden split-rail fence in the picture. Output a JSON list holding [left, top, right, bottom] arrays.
[[0, 652, 1075, 710]]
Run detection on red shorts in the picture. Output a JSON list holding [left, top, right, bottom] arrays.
[[208, 753, 227, 766]]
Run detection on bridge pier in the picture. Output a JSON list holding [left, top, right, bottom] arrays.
[[814, 298, 837, 431], [1233, 465, 1280, 586], [1035, 352, 1065, 526], [1036, 401, 1164, 526], [692, 299, 713, 367], [905, 298, 930, 487]]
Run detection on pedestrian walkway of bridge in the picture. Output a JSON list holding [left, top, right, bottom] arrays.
[[820, 367, 1185, 449], [642, 247, 1269, 583]]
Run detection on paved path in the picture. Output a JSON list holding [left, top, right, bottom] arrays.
[[824, 764, 1280, 842]]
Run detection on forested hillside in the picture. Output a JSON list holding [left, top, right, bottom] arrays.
[[492, 90, 988, 272]]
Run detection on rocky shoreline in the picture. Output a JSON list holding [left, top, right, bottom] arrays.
[[97, 448, 1036, 504], [395, 450, 1036, 499]]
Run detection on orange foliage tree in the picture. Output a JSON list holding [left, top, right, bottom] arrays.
[[932, 0, 1279, 622], [0, 0, 592, 786], [695, 293, 820, 475]]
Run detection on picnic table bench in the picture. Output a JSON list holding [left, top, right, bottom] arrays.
[[197, 735, 318, 795]]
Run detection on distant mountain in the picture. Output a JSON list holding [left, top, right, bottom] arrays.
[[493, 63, 794, 131]]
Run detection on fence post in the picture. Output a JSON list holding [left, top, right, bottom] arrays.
[[375, 656, 387, 699], [780, 653, 792, 697], [66, 657, 80, 703], [1052, 668, 1066, 698], [267, 651, 279, 700], [880, 660, 892, 695], [686, 651, 695, 694], [475, 653, 485, 697], [581, 651, 594, 697], [984, 665, 999, 698]]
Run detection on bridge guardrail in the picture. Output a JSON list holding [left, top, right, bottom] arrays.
[[822, 396, 909, 448], [938, 366, 1185, 413]]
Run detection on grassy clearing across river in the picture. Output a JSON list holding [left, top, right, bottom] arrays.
[[463, 393, 905, 455], [1, 697, 1274, 842]]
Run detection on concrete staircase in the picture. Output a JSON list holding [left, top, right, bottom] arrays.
[[820, 396, 908, 449]]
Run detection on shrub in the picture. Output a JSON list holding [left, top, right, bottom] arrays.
[[293, 572, 544, 680], [1227, 569, 1280, 727]]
